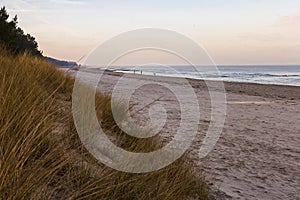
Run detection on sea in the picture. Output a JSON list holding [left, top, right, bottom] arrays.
[[108, 65, 300, 86]]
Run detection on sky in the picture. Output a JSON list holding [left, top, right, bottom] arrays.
[[1, 0, 300, 65]]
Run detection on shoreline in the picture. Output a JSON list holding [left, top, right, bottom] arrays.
[[65, 67, 300, 99], [101, 69, 300, 99]]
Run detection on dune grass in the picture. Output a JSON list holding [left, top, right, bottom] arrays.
[[0, 49, 211, 199]]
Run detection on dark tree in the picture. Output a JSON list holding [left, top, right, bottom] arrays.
[[0, 6, 42, 56]]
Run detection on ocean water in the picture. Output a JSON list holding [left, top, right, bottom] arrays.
[[110, 65, 300, 86]]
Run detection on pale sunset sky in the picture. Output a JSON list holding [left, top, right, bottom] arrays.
[[2, 0, 300, 65]]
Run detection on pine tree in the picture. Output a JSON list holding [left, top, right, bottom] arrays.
[[0, 6, 42, 56]]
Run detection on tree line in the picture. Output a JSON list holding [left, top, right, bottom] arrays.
[[0, 6, 42, 56]]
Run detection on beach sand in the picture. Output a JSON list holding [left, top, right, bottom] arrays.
[[72, 69, 300, 199]]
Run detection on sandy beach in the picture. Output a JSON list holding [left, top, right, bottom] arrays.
[[72, 69, 300, 199], [3, 1, 300, 198]]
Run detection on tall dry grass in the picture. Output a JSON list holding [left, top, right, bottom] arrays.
[[0, 49, 211, 199]]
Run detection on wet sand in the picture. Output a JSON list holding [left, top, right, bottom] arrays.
[[71, 69, 300, 199]]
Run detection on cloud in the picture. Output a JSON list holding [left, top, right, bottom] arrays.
[[274, 8, 300, 39], [274, 9, 300, 41], [7, 9, 37, 13], [3, 0, 51, 14], [275, 8, 300, 28], [48, 0, 87, 5], [237, 8, 300, 43], [238, 33, 284, 42]]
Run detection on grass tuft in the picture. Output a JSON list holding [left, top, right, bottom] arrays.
[[0, 49, 211, 199]]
